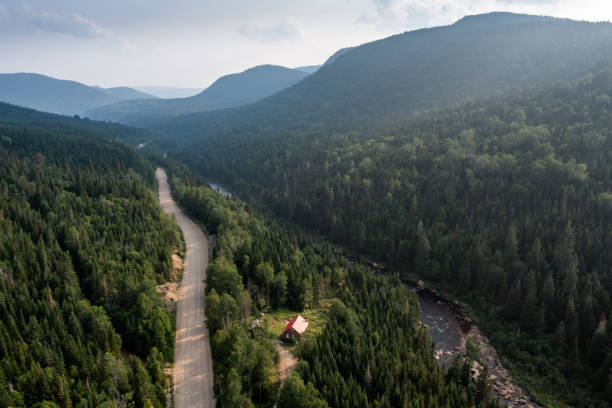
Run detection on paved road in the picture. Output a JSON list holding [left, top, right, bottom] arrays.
[[156, 168, 215, 408]]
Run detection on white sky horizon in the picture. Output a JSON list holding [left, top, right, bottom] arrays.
[[1, 1, 612, 88]]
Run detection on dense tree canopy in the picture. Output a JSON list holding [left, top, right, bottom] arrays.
[[178, 68, 612, 406], [0, 104, 180, 407], [165, 162, 498, 408]]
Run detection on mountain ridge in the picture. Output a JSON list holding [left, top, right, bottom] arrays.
[[0, 72, 157, 115], [92, 85, 157, 100], [86, 64, 310, 123], [137, 13, 612, 144]]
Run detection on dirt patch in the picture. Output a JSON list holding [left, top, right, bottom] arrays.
[[172, 253, 182, 273], [156, 253, 183, 312], [275, 343, 298, 386]]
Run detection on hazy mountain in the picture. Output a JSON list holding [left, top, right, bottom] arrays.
[[86, 65, 310, 123], [191, 64, 309, 109], [0, 73, 159, 115], [144, 13, 612, 141], [134, 86, 204, 98], [295, 65, 321, 73], [92, 86, 157, 100], [0, 73, 120, 115], [323, 47, 356, 65]]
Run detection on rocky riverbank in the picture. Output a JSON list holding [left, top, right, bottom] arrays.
[[405, 279, 540, 408]]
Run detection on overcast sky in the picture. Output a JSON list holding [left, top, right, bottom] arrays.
[[1, 0, 611, 88]]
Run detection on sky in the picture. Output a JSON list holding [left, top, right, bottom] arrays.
[[1, 0, 612, 88]]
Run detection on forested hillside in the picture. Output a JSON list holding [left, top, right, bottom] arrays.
[[136, 13, 612, 144], [179, 64, 612, 406], [0, 104, 180, 407], [0, 103, 153, 149], [164, 162, 499, 408]]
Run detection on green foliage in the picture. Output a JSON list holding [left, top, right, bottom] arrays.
[[177, 66, 612, 406], [278, 374, 328, 408], [166, 163, 498, 407], [465, 338, 481, 363], [0, 104, 179, 406]]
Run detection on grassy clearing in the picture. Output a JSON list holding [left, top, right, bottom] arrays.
[[264, 300, 332, 343]]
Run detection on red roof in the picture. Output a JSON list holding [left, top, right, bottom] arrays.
[[282, 315, 309, 335]]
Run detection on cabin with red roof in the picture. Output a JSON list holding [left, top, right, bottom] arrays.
[[281, 315, 308, 342]]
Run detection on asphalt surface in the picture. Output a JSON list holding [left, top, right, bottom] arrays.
[[156, 168, 215, 408]]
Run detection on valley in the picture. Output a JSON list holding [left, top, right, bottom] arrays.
[[2, 7, 612, 408]]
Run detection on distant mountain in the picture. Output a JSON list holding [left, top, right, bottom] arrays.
[[191, 64, 310, 109], [323, 47, 356, 66], [133, 86, 203, 99], [295, 65, 321, 74], [0, 73, 119, 115], [92, 86, 157, 100], [143, 13, 612, 141], [86, 65, 310, 123], [0, 73, 157, 115]]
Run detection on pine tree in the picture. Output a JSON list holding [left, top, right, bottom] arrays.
[[534, 303, 547, 334], [274, 270, 288, 306], [527, 237, 543, 270], [520, 285, 537, 333], [504, 279, 522, 321], [503, 225, 520, 274], [302, 277, 313, 310], [415, 220, 431, 273], [220, 369, 254, 408], [475, 363, 492, 404], [554, 321, 567, 351], [566, 338, 581, 376], [565, 297, 579, 344], [539, 273, 555, 306], [555, 222, 579, 297]]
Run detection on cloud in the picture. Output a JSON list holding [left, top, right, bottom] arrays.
[[238, 19, 304, 43], [0, 1, 111, 39]]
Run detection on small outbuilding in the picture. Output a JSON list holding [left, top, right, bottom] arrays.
[[281, 315, 308, 342]]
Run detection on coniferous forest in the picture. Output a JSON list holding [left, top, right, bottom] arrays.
[[180, 67, 612, 406], [0, 103, 180, 407], [164, 162, 500, 408], [2, 9, 612, 408]]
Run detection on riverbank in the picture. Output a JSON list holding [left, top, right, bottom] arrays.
[[193, 182, 539, 407], [404, 278, 540, 408]]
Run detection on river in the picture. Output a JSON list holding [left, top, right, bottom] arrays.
[[407, 283, 464, 367], [407, 281, 539, 407], [203, 180, 537, 407]]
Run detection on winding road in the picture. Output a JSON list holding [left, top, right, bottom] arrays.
[[156, 168, 215, 408]]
